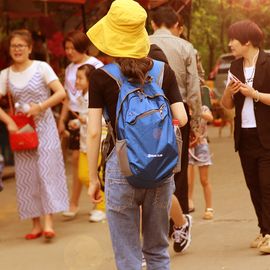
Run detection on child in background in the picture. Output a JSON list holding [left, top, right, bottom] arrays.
[[69, 64, 106, 222], [0, 108, 18, 191], [188, 105, 213, 219]]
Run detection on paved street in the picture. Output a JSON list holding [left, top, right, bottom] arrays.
[[1, 124, 270, 270]]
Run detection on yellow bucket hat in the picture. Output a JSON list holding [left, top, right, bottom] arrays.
[[86, 0, 150, 59]]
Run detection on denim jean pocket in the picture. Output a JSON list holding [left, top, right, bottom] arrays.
[[107, 178, 135, 212], [155, 175, 175, 209]]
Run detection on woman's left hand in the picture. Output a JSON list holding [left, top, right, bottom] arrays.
[[26, 103, 43, 118], [239, 84, 257, 99]]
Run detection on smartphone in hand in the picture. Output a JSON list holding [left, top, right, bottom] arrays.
[[228, 71, 241, 83]]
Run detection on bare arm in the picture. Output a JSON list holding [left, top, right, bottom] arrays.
[[59, 96, 70, 120], [239, 84, 270, 106], [43, 80, 66, 108], [253, 92, 270, 106], [57, 94, 70, 136], [87, 108, 103, 204], [202, 111, 213, 123], [26, 79, 66, 118], [170, 102, 188, 127]]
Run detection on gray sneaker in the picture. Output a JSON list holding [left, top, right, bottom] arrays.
[[89, 210, 106, 222], [171, 214, 193, 252]]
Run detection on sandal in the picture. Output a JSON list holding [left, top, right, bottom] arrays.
[[203, 208, 213, 220]]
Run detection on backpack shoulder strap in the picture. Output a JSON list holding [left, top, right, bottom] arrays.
[[100, 62, 124, 87], [148, 60, 165, 87], [100, 63, 122, 144], [100, 62, 123, 122]]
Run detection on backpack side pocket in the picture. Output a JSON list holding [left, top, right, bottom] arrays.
[[115, 139, 133, 177]]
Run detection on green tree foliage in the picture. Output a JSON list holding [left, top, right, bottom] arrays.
[[189, 0, 270, 78]]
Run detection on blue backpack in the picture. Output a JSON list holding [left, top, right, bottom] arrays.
[[101, 60, 179, 189]]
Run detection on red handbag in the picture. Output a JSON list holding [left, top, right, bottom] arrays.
[[7, 68, 39, 151], [8, 113, 39, 151]]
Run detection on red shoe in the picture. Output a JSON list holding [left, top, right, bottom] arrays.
[[44, 231, 56, 239], [25, 229, 43, 240]]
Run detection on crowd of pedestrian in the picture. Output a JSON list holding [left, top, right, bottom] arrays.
[[1, 0, 270, 269]]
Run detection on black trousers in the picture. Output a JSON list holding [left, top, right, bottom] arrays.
[[173, 103, 191, 215], [239, 128, 270, 235]]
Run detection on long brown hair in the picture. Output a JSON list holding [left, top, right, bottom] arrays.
[[115, 57, 153, 87]]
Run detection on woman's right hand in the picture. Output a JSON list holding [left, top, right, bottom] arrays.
[[7, 121, 18, 134], [221, 79, 240, 110], [225, 79, 241, 96]]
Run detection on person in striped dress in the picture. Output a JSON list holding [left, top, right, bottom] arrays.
[[0, 30, 69, 239]]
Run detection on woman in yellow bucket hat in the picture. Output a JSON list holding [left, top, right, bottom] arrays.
[[86, 0, 187, 268]]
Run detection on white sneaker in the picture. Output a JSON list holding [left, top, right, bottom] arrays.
[[89, 210, 106, 222], [89, 209, 96, 216]]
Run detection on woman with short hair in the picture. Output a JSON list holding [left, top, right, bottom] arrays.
[[59, 30, 104, 220], [222, 19, 270, 253]]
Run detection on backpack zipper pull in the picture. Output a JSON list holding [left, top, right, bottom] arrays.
[[160, 104, 165, 120], [137, 91, 143, 101]]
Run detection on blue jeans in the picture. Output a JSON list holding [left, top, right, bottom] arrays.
[[105, 150, 175, 270]]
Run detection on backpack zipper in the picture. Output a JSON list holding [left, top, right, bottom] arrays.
[[160, 104, 165, 120], [137, 91, 143, 101], [130, 104, 165, 125]]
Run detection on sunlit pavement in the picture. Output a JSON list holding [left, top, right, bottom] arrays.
[[1, 124, 270, 270]]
